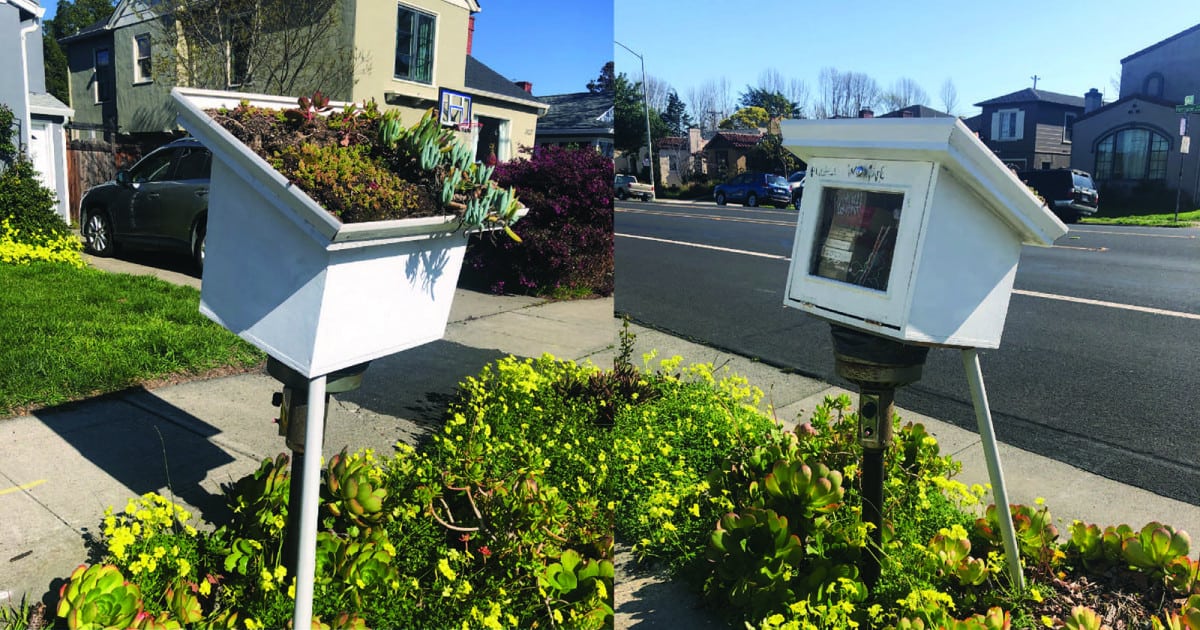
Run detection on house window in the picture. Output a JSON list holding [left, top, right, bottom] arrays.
[[1095, 128, 1169, 181], [133, 34, 152, 83], [1063, 112, 1076, 143], [94, 47, 113, 103], [993, 108, 1023, 141], [394, 4, 435, 84], [1143, 73, 1165, 98]]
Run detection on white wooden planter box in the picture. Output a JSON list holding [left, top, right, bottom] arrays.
[[172, 87, 489, 378]]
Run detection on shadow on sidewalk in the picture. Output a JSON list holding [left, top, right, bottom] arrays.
[[33, 388, 237, 532], [336, 340, 512, 447]]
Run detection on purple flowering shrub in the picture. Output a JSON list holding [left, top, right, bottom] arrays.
[[463, 145, 614, 297]]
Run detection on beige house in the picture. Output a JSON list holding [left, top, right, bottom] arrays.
[[61, 0, 546, 163]]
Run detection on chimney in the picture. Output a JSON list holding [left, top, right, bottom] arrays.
[[514, 81, 533, 93], [858, 108, 874, 118], [688, 127, 701, 152], [1084, 88, 1102, 114], [466, 16, 475, 54]]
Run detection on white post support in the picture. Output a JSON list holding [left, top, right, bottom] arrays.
[[961, 349, 1026, 591], [292, 374, 327, 630]]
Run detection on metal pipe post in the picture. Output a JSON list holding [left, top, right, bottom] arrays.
[[857, 387, 894, 587], [961, 349, 1025, 590], [292, 374, 327, 630]]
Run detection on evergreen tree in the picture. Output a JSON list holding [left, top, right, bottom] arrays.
[[661, 90, 692, 136], [587, 61, 614, 94], [738, 86, 799, 119]]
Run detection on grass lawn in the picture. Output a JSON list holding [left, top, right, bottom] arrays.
[[0, 262, 264, 418], [1081, 208, 1200, 227]]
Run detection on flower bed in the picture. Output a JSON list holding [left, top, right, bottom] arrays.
[[29, 334, 1200, 629]]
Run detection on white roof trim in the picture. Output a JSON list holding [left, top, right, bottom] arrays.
[[460, 87, 549, 114], [4, 0, 44, 18]]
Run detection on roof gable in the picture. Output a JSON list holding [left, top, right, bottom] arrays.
[[536, 92, 612, 129]]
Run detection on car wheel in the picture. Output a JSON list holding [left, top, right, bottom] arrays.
[[83, 211, 115, 256], [192, 223, 206, 271], [715, 191, 726, 205], [642, 194, 652, 202], [746, 193, 758, 207], [617, 189, 628, 200]]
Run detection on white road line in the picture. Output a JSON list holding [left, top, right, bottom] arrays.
[[1012, 290, 1200, 320], [617, 233, 791, 260], [620, 232, 1200, 321]]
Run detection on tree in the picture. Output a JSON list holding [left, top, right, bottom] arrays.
[[42, 0, 118, 104], [687, 77, 734, 133], [814, 67, 880, 118], [747, 132, 804, 176], [614, 73, 667, 155], [880, 77, 929, 113], [146, 0, 368, 98], [738, 86, 799, 119], [939, 78, 959, 116], [639, 74, 670, 113], [661, 90, 692, 137], [719, 106, 769, 130], [587, 61, 614, 93]]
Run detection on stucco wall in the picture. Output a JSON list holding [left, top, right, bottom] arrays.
[[351, 0, 471, 125], [1071, 98, 1195, 202], [0, 5, 30, 144], [1120, 29, 1200, 103]]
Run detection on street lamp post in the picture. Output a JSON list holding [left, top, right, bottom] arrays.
[[615, 40, 654, 191]]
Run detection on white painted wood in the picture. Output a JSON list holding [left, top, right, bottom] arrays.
[[780, 117, 1067, 348], [172, 87, 497, 377]]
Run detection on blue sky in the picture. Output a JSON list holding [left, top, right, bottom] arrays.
[[614, 0, 1200, 118], [472, 0, 613, 97]]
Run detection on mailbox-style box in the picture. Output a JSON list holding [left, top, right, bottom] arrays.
[[781, 118, 1068, 348]]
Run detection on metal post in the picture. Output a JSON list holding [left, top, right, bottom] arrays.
[[615, 41, 654, 191], [292, 374, 327, 630], [857, 386, 894, 587], [961, 349, 1025, 590]]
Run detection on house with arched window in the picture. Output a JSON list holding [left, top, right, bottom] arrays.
[[1071, 23, 1200, 210]]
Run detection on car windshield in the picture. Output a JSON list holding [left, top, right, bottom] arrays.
[[766, 175, 787, 187]]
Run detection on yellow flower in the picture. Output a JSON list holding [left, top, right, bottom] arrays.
[[438, 558, 457, 581], [199, 580, 212, 596]]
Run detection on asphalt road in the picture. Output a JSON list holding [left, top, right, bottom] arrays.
[[615, 199, 1200, 506]]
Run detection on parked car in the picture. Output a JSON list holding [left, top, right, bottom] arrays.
[[614, 173, 655, 201], [713, 172, 791, 208], [787, 170, 806, 207], [1017, 168, 1099, 223], [80, 138, 211, 270]]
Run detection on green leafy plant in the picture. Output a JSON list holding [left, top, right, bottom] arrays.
[[324, 449, 389, 527]]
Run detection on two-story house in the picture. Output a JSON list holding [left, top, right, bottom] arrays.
[[1, 0, 73, 221], [59, 0, 547, 203], [972, 88, 1084, 171], [1071, 23, 1200, 209]]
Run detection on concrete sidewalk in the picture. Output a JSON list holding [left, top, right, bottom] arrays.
[[2, 259, 1198, 628]]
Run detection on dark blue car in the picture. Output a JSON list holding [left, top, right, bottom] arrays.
[[713, 172, 791, 208]]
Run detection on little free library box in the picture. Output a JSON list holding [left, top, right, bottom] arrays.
[[780, 117, 1068, 349]]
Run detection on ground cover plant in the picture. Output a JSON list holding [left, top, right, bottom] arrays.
[[0, 262, 263, 418], [463, 144, 615, 298], [15, 332, 1200, 629], [208, 92, 522, 235]]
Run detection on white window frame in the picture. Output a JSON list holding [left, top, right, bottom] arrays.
[[132, 34, 152, 84], [991, 108, 1024, 142], [394, 3, 437, 85], [93, 47, 113, 103]]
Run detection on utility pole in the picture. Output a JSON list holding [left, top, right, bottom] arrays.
[[1030, 75, 1041, 90], [615, 40, 654, 191]]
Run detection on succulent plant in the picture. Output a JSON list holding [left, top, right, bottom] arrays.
[[1123, 522, 1192, 573], [56, 564, 144, 630], [324, 448, 388, 527]]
